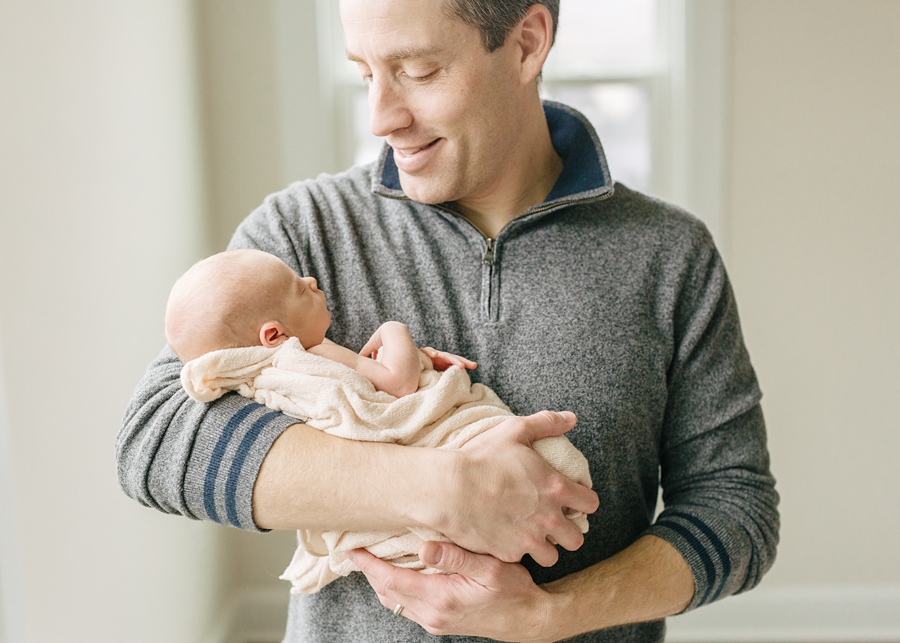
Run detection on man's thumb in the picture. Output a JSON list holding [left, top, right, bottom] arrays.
[[420, 541, 491, 577], [520, 410, 577, 444]]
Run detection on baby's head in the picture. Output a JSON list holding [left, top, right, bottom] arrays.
[[165, 249, 331, 363]]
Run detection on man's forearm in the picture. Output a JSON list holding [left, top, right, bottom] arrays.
[[252, 412, 599, 567], [253, 422, 447, 531], [541, 535, 694, 640], [345, 531, 693, 642]]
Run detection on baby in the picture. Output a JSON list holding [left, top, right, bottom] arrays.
[[165, 249, 592, 594], [165, 248, 473, 397]]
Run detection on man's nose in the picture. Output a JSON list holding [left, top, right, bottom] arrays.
[[368, 77, 413, 138]]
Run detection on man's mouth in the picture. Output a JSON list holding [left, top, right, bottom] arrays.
[[392, 139, 440, 158]]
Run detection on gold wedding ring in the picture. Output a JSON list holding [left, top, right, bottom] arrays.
[[393, 603, 405, 617]]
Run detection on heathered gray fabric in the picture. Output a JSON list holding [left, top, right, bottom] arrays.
[[116, 102, 779, 641]]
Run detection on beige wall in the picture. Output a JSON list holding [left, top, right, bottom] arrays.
[[0, 2, 225, 641], [194, 0, 284, 253], [727, 0, 900, 586], [194, 0, 333, 253]]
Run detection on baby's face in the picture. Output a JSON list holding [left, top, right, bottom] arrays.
[[268, 259, 332, 349]]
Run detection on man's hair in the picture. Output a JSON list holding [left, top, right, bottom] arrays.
[[443, 0, 559, 53]]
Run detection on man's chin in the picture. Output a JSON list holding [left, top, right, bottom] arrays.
[[398, 173, 455, 205]]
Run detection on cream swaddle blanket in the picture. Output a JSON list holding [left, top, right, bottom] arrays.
[[181, 336, 592, 594]]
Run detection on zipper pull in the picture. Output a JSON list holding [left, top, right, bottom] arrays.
[[482, 238, 495, 266]]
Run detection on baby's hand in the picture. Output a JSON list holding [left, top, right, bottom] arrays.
[[421, 347, 477, 371]]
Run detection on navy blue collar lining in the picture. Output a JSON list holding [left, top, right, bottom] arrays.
[[374, 100, 612, 206]]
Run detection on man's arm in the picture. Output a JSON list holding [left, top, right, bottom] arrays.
[[116, 345, 299, 529], [348, 534, 693, 642], [542, 534, 694, 635], [253, 410, 598, 566], [116, 348, 598, 564]]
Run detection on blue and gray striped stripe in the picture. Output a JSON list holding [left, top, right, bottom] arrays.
[[655, 511, 731, 605], [204, 404, 281, 529]]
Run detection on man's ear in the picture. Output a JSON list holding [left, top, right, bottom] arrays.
[[259, 322, 287, 347], [513, 4, 554, 86]]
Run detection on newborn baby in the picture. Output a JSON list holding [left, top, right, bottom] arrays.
[[165, 248, 469, 397], [165, 249, 592, 594]]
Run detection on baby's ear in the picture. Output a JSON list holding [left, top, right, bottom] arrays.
[[259, 322, 287, 347]]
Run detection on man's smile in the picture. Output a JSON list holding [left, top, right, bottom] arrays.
[[391, 138, 443, 172]]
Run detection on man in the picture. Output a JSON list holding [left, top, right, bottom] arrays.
[[117, 1, 779, 640]]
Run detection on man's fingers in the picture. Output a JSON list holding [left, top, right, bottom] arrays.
[[559, 477, 600, 516], [420, 541, 503, 579], [347, 548, 418, 598], [346, 549, 428, 622], [527, 540, 561, 567], [546, 515, 586, 552], [346, 547, 387, 577], [516, 410, 577, 444]]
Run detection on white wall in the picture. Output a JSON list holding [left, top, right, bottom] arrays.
[[0, 2, 225, 641]]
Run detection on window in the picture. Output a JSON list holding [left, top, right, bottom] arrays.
[[541, 0, 663, 194]]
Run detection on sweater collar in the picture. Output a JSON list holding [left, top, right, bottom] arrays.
[[371, 100, 614, 208]]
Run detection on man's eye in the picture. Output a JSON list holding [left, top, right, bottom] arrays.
[[355, 63, 373, 84], [408, 70, 437, 82]]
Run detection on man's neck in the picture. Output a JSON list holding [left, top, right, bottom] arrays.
[[454, 108, 563, 240]]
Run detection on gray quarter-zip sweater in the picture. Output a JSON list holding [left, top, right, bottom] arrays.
[[117, 101, 778, 642]]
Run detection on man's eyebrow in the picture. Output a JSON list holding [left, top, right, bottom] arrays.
[[346, 45, 445, 63]]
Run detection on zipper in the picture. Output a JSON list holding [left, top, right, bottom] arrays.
[[426, 191, 614, 322], [480, 237, 496, 321], [482, 238, 495, 266]]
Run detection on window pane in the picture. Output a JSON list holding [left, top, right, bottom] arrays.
[[544, 82, 651, 192], [544, 0, 658, 76]]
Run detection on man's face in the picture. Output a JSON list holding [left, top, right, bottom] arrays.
[[341, 0, 526, 207]]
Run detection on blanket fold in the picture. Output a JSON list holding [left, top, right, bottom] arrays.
[[182, 337, 592, 593]]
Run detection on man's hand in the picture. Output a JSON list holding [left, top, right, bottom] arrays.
[[346, 542, 561, 642], [347, 535, 695, 642], [428, 410, 599, 567]]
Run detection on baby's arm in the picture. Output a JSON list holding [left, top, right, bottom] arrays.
[[308, 322, 421, 398]]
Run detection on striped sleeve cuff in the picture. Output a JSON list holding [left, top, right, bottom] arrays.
[[184, 394, 300, 531], [645, 509, 735, 611]]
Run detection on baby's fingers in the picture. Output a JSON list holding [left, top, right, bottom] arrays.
[[422, 348, 477, 371]]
